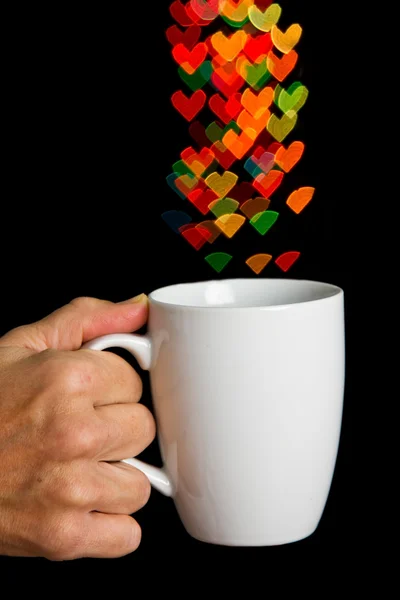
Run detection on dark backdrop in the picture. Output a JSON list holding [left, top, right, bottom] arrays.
[[1, 0, 357, 583]]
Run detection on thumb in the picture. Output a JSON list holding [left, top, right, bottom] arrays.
[[0, 294, 148, 352]]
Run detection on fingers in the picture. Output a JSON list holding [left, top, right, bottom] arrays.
[[39, 460, 151, 517], [47, 512, 143, 560], [0, 294, 148, 352], [95, 403, 156, 460], [46, 466, 148, 559], [45, 401, 155, 462], [91, 462, 151, 515], [45, 399, 155, 462], [28, 460, 151, 559], [80, 349, 144, 407], [83, 512, 142, 559], [33, 350, 153, 461], [29, 346, 144, 410]]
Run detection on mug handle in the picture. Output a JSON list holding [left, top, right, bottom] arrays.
[[82, 333, 174, 498]]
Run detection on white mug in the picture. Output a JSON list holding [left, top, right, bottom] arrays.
[[83, 278, 345, 546]]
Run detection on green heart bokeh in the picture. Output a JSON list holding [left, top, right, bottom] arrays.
[[178, 61, 213, 92], [242, 58, 271, 89], [250, 210, 279, 235], [206, 120, 241, 143], [275, 82, 309, 114]]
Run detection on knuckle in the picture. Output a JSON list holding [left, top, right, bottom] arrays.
[[42, 351, 95, 396], [62, 366, 90, 396], [55, 419, 99, 458], [68, 419, 99, 456], [69, 296, 99, 311], [66, 361, 95, 396], [61, 477, 91, 509]]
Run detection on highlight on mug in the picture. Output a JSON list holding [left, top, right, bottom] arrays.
[[164, 1, 315, 274]]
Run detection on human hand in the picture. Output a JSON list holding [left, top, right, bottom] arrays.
[[0, 295, 155, 560]]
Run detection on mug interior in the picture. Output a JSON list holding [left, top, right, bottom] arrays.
[[149, 279, 342, 309]]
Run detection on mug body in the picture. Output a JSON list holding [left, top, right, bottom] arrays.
[[148, 279, 345, 546]]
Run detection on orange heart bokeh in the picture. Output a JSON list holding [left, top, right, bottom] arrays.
[[274, 141, 304, 172], [241, 86, 274, 118]]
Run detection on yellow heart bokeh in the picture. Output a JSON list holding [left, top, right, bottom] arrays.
[[205, 171, 239, 198], [271, 23, 302, 54], [248, 3, 282, 32], [175, 174, 199, 196], [219, 0, 254, 21], [267, 112, 298, 142], [211, 30, 248, 62], [209, 197, 239, 217], [189, 160, 209, 178], [215, 214, 246, 238]]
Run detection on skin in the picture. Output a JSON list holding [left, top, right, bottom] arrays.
[[0, 295, 156, 560]]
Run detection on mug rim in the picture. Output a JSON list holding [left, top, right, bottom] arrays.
[[148, 278, 343, 311]]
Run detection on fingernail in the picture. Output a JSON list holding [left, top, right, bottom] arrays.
[[119, 294, 148, 305]]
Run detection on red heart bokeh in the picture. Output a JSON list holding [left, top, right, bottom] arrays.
[[166, 24, 201, 50], [188, 188, 219, 214], [171, 90, 207, 121], [243, 33, 273, 63], [172, 42, 208, 71], [210, 141, 237, 170]]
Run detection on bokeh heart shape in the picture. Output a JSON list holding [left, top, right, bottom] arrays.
[[165, 0, 313, 275]]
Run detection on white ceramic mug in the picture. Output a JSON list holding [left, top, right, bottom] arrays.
[[83, 278, 345, 546]]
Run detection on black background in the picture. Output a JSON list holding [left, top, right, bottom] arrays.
[[1, 0, 357, 583]]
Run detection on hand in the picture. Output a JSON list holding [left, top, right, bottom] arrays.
[[0, 295, 155, 560]]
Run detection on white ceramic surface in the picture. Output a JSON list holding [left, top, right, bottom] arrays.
[[83, 279, 345, 546]]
